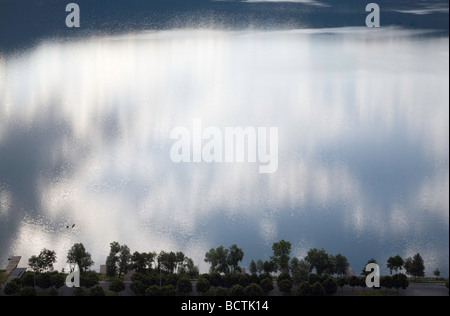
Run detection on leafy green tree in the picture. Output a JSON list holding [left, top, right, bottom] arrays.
[[106, 242, 132, 277], [322, 277, 338, 296], [205, 246, 229, 274], [296, 281, 311, 296], [89, 285, 105, 296], [146, 285, 161, 296], [308, 274, 321, 285], [21, 272, 35, 287], [405, 254, 425, 279], [177, 276, 192, 295], [227, 245, 244, 273], [230, 284, 245, 296], [263, 260, 277, 275], [433, 268, 440, 279], [305, 248, 335, 276], [256, 259, 264, 274], [291, 259, 310, 285], [361, 258, 377, 276], [249, 260, 257, 275], [391, 273, 409, 292], [334, 254, 349, 276], [278, 279, 293, 294], [80, 271, 99, 288], [244, 283, 264, 296], [131, 251, 156, 274], [195, 277, 210, 294], [67, 243, 94, 273], [387, 256, 404, 274], [19, 286, 36, 296], [131, 280, 147, 296], [310, 282, 325, 296], [260, 278, 274, 294], [182, 257, 199, 278], [109, 278, 125, 292], [36, 273, 52, 289], [28, 256, 41, 274], [209, 272, 223, 287], [271, 240, 291, 273]]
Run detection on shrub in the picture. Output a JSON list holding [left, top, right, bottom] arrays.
[[214, 287, 229, 296], [209, 272, 223, 287], [51, 273, 66, 289], [244, 283, 264, 296], [36, 273, 52, 289], [177, 276, 192, 295], [4, 279, 21, 296], [308, 274, 320, 285], [278, 279, 293, 294], [260, 278, 274, 294], [310, 282, 325, 296], [195, 277, 211, 294], [296, 281, 311, 296], [145, 285, 161, 296], [322, 277, 338, 296], [230, 284, 245, 296], [161, 285, 176, 296], [109, 278, 125, 292], [130, 281, 146, 296], [20, 286, 37, 296], [81, 271, 99, 289], [89, 285, 105, 296], [277, 273, 292, 283]]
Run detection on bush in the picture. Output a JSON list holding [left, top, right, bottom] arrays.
[[392, 273, 409, 292], [278, 279, 293, 294], [244, 283, 264, 296], [51, 273, 66, 289], [260, 278, 274, 294], [146, 285, 161, 296], [130, 281, 147, 296], [308, 274, 320, 285], [337, 277, 347, 290], [277, 273, 292, 284], [230, 284, 245, 296], [310, 282, 325, 296], [296, 281, 311, 296], [36, 273, 52, 289], [109, 278, 125, 292], [21, 272, 35, 287], [209, 272, 223, 287], [177, 276, 192, 295], [89, 285, 105, 296], [4, 279, 21, 296], [237, 274, 251, 288], [20, 286, 37, 296], [161, 284, 177, 296], [81, 271, 99, 289], [165, 274, 179, 287], [322, 277, 338, 296], [214, 287, 229, 296], [196, 277, 211, 294]]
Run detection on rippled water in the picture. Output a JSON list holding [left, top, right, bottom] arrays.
[[0, 28, 448, 275]]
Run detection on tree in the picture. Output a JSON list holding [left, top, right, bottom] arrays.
[[67, 243, 94, 273], [256, 259, 264, 274], [249, 260, 257, 275], [305, 248, 335, 276], [337, 277, 347, 291], [227, 245, 244, 273], [50, 273, 66, 289], [109, 278, 125, 292], [387, 256, 404, 274], [322, 277, 338, 296], [131, 280, 147, 296], [80, 271, 99, 288], [175, 252, 185, 274], [391, 273, 409, 293], [405, 253, 425, 279], [271, 240, 291, 273], [433, 268, 440, 279], [361, 258, 377, 276], [106, 242, 132, 277], [215, 287, 229, 296], [19, 286, 36, 296], [196, 277, 210, 295], [4, 279, 21, 296], [334, 254, 349, 276], [291, 259, 310, 285], [89, 285, 105, 296], [380, 276, 393, 294], [177, 276, 192, 295], [263, 260, 277, 275], [205, 246, 229, 274], [131, 251, 156, 274], [28, 249, 57, 273]]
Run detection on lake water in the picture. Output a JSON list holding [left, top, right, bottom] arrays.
[[0, 26, 448, 275]]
